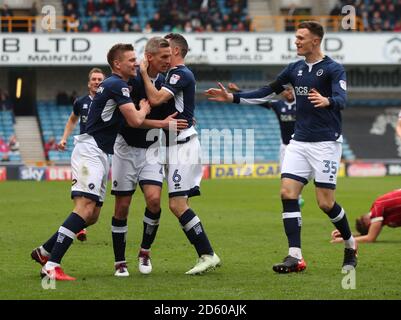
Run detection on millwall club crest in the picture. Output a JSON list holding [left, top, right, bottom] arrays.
[[316, 69, 324, 76]]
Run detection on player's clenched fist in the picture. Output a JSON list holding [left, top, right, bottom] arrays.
[[139, 98, 151, 114]]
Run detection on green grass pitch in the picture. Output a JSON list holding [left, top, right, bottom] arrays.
[[0, 177, 400, 300]]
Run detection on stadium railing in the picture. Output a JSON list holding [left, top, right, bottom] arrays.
[[0, 16, 78, 32], [252, 15, 365, 32]]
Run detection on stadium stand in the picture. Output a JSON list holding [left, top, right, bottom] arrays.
[[37, 102, 78, 161], [0, 111, 22, 162], [62, 0, 252, 32]]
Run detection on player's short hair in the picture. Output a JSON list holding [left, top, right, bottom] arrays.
[[355, 216, 369, 235], [297, 21, 324, 39], [164, 33, 188, 58], [107, 43, 134, 68], [88, 67, 105, 80], [145, 37, 170, 55]]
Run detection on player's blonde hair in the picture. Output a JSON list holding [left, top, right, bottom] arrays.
[[145, 37, 170, 55], [88, 67, 105, 81]]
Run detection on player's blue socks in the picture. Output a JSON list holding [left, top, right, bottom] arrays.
[[282, 199, 302, 249], [141, 208, 161, 250], [324, 202, 352, 241], [49, 212, 86, 264], [179, 209, 213, 257], [42, 232, 59, 253], [111, 217, 128, 263]]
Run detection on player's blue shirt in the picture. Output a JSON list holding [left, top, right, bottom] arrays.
[[73, 95, 93, 134], [233, 56, 347, 142], [86, 73, 133, 154], [120, 69, 166, 148], [162, 64, 197, 141], [261, 100, 296, 145]]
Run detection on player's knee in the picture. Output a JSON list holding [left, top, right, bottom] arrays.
[[169, 199, 186, 216], [317, 199, 334, 213], [114, 198, 130, 219], [281, 187, 296, 199], [146, 195, 161, 213]]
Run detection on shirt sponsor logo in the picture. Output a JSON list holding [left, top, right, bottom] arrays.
[[169, 74, 181, 85], [294, 86, 309, 96]]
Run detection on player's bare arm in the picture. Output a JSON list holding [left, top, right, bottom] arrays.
[[140, 58, 173, 106], [119, 99, 151, 127], [308, 88, 330, 108], [140, 111, 188, 130], [58, 112, 80, 151], [330, 221, 383, 243]]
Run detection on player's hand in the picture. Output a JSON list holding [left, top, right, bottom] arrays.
[[228, 82, 240, 93], [162, 112, 188, 131], [204, 82, 234, 102], [139, 98, 151, 114], [57, 139, 67, 151], [140, 57, 149, 75], [330, 229, 343, 243], [308, 88, 330, 108]]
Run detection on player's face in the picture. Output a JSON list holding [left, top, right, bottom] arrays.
[[118, 50, 137, 78], [149, 47, 172, 73], [282, 88, 294, 101], [88, 72, 104, 94], [295, 28, 320, 56]]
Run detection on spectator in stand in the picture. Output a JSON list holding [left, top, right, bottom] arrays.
[[88, 15, 103, 32], [1, 153, 10, 162], [121, 0, 138, 16], [143, 22, 153, 33], [132, 23, 141, 32], [149, 13, 164, 32], [183, 20, 193, 32], [86, 0, 97, 16], [108, 14, 121, 32], [229, 5, 242, 26], [393, 20, 401, 31], [44, 137, 58, 160], [66, 13, 80, 32], [0, 90, 13, 111], [8, 135, 19, 153], [121, 13, 133, 31], [1, 4, 14, 17], [30, 2, 38, 16], [64, 2, 78, 17]]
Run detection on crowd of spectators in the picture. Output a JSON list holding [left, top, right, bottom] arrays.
[[330, 0, 401, 31], [0, 135, 20, 162], [62, 0, 253, 33]]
